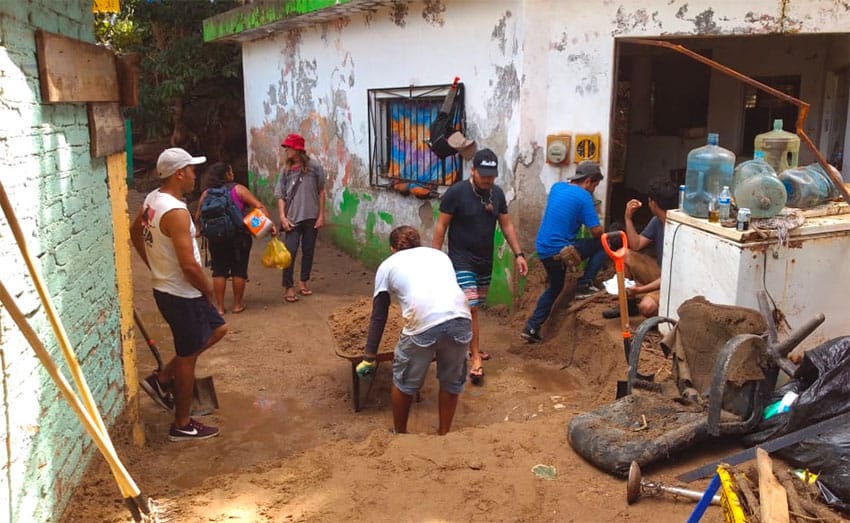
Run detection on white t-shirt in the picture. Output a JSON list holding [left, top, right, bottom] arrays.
[[141, 189, 202, 298], [373, 247, 471, 335]]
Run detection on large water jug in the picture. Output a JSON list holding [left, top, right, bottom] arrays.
[[778, 163, 839, 209], [683, 133, 736, 218], [733, 152, 787, 218], [754, 119, 800, 173]]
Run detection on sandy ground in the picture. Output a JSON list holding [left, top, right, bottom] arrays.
[[59, 190, 738, 523]]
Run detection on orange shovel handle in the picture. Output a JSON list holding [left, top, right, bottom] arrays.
[[601, 231, 628, 272]]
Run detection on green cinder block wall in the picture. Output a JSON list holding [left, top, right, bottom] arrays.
[[0, 2, 126, 521]]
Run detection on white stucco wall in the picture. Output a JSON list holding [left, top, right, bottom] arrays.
[[239, 0, 850, 255]]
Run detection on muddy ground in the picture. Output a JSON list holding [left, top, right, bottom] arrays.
[[58, 190, 743, 523]]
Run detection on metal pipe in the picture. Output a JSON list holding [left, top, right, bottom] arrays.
[[627, 461, 720, 506]]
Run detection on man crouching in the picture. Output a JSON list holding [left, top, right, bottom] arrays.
[[357, 226, 472, 435]]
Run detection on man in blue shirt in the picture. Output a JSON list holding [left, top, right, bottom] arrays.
[[602, 177, 678, 319], [521, 161, 606, 343]]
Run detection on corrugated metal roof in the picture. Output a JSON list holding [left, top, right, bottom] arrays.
[[204, 0, 400, 44]]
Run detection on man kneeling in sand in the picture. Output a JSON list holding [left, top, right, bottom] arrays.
[[356, 226, 472, 435]]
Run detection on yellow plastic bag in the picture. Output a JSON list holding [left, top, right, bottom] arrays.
[[261, 237, 291, 270]]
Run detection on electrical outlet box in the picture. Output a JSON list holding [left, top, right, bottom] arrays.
[[546, 134, 571, 166], [574, 133, 601, 163]]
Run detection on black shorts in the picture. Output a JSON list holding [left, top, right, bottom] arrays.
[[208, 233, 252, 279], [153, 290, 225, 357]]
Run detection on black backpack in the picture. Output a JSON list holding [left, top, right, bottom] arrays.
[[428, 81, 465, 159], [200, 185, 244, 241]]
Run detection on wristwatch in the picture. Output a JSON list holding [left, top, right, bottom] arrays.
[[514, 252, 525, 259]]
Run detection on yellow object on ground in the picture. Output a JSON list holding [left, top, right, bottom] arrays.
[[717, 465, 748, 523]]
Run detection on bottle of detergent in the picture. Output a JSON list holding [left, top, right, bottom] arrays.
[[778, 163, 839, 209], [754, 119, 800, 174], [733, 152, 787, 218], [683, 133, 736, 218]]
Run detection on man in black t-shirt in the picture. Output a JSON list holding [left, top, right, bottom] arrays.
[[432, 148, 528, 385]]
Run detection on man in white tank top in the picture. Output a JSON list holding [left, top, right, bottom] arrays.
[[130, 148, 227, 442]]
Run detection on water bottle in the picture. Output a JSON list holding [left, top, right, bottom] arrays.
[[733, 152, 787, 218], [778, 163, 839, 208], [683, 133, 736, 218], [718, 186, 732, 221], [754, 119, 800, 173]]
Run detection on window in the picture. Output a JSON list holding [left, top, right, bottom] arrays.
[[741, 75, 801, 156], [368, 83, 466, 197]]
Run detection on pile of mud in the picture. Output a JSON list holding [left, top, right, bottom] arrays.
[[328, 297, 405, 358]]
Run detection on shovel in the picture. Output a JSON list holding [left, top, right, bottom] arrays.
[[601, 231, 654, 398], [133, 309, 218, 416]]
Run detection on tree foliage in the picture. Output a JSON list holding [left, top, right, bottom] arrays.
[[96, 0, 244, 143]]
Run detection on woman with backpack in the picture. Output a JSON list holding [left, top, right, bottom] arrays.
[[195, 162, 276, 314], [274, 133, 326, 303]]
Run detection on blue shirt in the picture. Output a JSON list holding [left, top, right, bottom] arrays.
[[641, 216, 665, 266], [535, 182, 600, 259]]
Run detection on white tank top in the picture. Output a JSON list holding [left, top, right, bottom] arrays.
[[141, 189, 202, 298]]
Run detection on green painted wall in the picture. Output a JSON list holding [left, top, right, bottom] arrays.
[[203, 0, 358, 42], [0, 2, 125, 521]]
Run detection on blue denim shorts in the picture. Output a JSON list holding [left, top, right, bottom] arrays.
[[392, 317, 472, 395], [153, 290, 225, 357]]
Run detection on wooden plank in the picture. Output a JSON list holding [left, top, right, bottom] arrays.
[[756, 448, 789, 523], [88, 103, 125, 157], [116, 53, 141, 107], [35, 29, 119, 103]]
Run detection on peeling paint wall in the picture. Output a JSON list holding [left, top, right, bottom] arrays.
[[238, 0, 850, 306]]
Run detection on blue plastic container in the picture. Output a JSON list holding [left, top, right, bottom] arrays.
[[778, 163, 839, 209], [733, 152, 787, 218], [683, 133, 736, 218]]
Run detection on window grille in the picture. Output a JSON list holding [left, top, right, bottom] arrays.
[[368, 83, 466, 196]]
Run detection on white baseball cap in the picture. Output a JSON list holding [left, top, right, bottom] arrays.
[[156, 147, 206, 179]]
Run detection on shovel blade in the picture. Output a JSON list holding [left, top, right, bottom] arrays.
[[190, 375, 218, 416]]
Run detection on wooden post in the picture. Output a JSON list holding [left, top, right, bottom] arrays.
[[756, 447, 790, 523]]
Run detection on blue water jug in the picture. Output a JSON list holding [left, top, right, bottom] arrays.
[[683, 133, 736, 218], [733, 152, 787, 218], [778, 163, 839, 209]]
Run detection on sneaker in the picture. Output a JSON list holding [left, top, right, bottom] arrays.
[[602, 299, 640, 319], [168, 418, 220, 442], [575, 283, 602, 300], [140, 373, 174, 411], [521, 327, 542, 344]]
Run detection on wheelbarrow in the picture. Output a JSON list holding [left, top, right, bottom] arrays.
[[333, 347, 394, 412]]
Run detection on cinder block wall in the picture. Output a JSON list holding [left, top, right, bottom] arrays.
[[0, 2, 126, 521]]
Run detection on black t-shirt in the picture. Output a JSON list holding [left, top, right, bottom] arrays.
[[439, 179, 508, 272]]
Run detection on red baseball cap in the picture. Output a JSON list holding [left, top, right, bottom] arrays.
[[281, 133, 306, 151]]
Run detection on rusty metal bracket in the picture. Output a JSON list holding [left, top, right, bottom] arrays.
[[619, 38, 849, 205]]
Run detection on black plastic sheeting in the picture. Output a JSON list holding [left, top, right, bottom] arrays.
[[743, 336, 850, 513]]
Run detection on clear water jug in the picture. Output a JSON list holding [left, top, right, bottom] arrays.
[[754, 119, 800, 173], [733, 154, 787, 218], [778, 163, 839, 209], [683, 133, 736, 218]]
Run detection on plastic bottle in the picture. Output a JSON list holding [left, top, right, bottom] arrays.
[[718, 186, 732, 221], [683, 133, 736, 218], [733, 152, 787, 218], [778, 163, 839, 209], [754, 119, 800, 173]]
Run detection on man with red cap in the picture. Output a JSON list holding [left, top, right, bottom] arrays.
[[274, 133, 326, 303]]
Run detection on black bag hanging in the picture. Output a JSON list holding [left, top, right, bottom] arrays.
[[428, 78, 464, 159]]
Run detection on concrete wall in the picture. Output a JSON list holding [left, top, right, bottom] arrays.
[[0, 2, 127, 521], [230, 0, 850, 303]]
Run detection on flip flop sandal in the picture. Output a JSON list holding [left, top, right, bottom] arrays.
[[284, 294, 299, 303], [299, 288, 313, 296], [469, 366, 484, 386], [232, 305, 246, 313]]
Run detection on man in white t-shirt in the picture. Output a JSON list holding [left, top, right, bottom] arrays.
[[357, 226, 472, 435], [130, 147, 227, 442]]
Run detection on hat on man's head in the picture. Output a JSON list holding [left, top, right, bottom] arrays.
[[281, 133, 306, 151], [473, 148, 499, 176], [156, 148, 206, 179], [447, 131, 477, 161], [569, 160, 604, 182]]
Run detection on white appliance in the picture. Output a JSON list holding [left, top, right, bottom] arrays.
[[660, 206, 850, 352]]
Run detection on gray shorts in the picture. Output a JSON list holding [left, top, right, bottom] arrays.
[[392, 317, 472, 396]]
